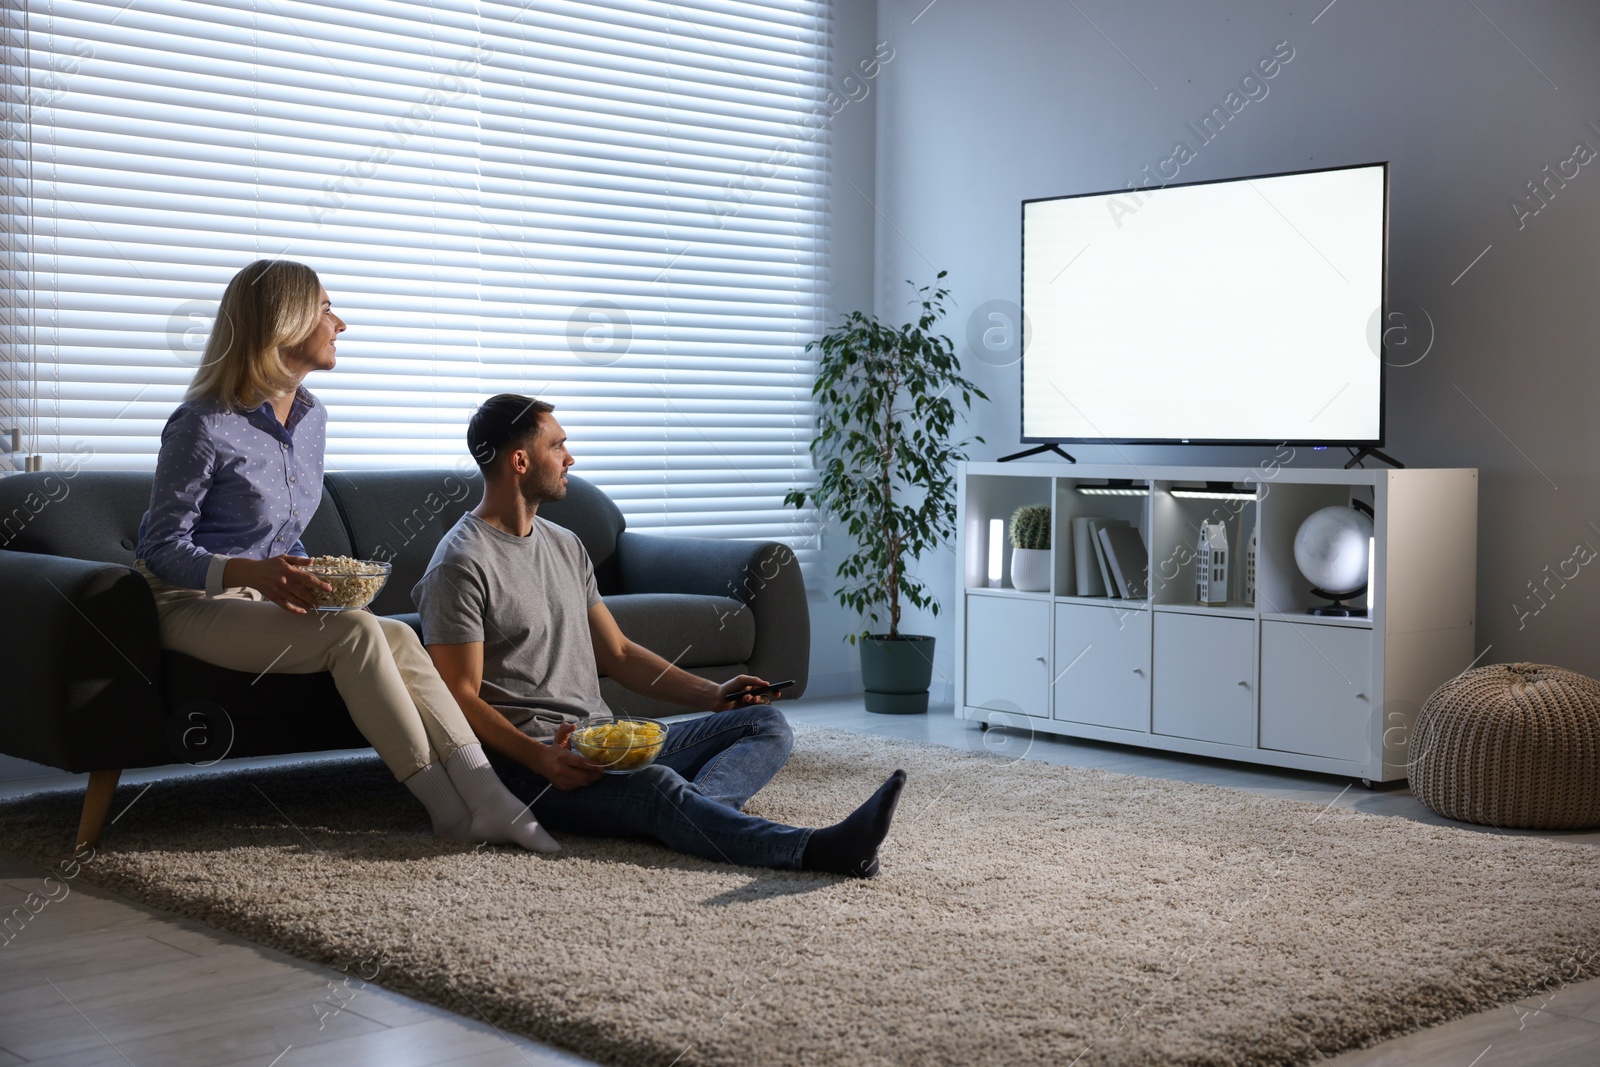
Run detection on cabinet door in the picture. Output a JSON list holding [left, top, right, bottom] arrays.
[[1053, 603, 1150, 732], [1259, 622, 1374, 763], [964, 595, 1051, 717], [1152, 612, 1256, 748]]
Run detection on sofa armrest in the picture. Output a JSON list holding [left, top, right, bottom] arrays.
[[615, 532, 809, 696], [0, 550, 167, 772]]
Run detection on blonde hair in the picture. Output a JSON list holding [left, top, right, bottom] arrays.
[[184, 259, 325, 410]]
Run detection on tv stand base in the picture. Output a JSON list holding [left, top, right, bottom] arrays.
[[1344, 447, 1404, 470], [1000, 443, 1077, 463]]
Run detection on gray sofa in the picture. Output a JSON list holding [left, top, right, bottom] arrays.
[[0, 468, 808, 846]]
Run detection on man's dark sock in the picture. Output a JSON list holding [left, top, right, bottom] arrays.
[[801, 769, 906, 878]]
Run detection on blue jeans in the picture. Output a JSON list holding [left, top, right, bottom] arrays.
[[490, 704, 811, 870]]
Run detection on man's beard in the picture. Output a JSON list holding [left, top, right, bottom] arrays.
[[524, 472, 567, 505]]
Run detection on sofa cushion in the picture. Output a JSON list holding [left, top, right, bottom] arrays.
[[604, 593, 754, 669], [600, 668, 750, 718], [399, 595, 750, 696], [298, 491, 355, 560], [1, 471, 146, 565], [388, 611, 423, 638], [322, 469, 480, 616], [0, 470, 351, 569], [400, 596, 753, 670], [327, 469, 629, 613]]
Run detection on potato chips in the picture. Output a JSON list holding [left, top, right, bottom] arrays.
[[572, 718, 666, 771]]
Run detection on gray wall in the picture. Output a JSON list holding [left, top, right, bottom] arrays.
[[811, 0, 1600, 691], [809, 0, 886, 694]]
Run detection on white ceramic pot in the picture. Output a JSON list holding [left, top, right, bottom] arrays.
[[1010, 547, 1051, 592]]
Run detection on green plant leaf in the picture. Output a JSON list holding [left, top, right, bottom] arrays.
[[781, 273, 989, 643]]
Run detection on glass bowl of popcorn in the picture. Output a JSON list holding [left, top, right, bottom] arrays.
[[303, 556, 392, 612], [569, 716, 668, 774]]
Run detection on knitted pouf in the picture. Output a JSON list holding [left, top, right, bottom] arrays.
[[1410, 662, 1600, 829]]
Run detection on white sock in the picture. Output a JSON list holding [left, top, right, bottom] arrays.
[[445, 744, 561, 854], [403, 762, 471, 840]]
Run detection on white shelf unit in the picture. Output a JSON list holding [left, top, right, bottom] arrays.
[[956, 462, 1477, 783]]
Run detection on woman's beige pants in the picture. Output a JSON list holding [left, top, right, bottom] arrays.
[[139, 567, 476, 779]]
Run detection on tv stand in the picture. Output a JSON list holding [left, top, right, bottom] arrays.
[[999, 443, 1076, 463], [1344, 446, 1404, 470], [955, 461, 1478, 784]]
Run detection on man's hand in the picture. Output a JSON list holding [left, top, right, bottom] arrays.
[[713, 675, 775, 711], [538, 723, 606, 790], [224, 555, 331, 614], [429, 641, 601, 787], [592, 604, 780, 712]]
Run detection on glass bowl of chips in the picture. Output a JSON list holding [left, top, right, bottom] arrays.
[[569, 716, 668, 774]]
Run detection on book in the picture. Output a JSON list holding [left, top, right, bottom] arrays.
[[1091, 518, 1127, 599], [1057, 520, 1075, 596], [1098, 524, 1149, 600], [1074, 517, 1128, 597], [1072, 517, 1104, 596]]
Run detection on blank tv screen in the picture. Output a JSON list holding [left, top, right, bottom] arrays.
[[1021, 163, 1386, 444]]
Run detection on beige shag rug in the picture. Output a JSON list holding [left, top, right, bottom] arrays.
[[3, 725, 1598, 1066]]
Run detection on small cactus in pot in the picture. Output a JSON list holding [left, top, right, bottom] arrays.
[[1009, 504, 1051, 551], [1007, 504, 1052, 591]]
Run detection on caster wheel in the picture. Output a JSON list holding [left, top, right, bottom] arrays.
[[1360, 778, 1375, 790], [979, 722, 990, 732]]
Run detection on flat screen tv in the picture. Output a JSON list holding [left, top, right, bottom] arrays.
[[1020, 161, 1387, 447]]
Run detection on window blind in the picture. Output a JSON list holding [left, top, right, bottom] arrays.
[[5, 0, 829, 552], [0, 0, 28, 464]]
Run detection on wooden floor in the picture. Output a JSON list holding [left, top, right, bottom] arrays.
[[2, 697, 1598, 1066]]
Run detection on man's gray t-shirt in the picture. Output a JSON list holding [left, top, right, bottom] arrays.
[[413, 511, 608, 739]]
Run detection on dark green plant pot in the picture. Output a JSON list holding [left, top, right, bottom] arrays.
[[859, 634, 935, 714]]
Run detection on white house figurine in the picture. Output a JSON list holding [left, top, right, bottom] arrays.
[[1196, 520, 1229, 606]]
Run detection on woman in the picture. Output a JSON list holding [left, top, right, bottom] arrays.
[[136, 259, 558, 853]]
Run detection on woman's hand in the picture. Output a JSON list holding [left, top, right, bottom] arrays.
[[223, 555, 332, 614]]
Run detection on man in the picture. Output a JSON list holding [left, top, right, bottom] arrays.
[[413, 394, 904, 877]]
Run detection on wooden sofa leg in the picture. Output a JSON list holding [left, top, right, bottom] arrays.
[[77, 769, 122, 849]]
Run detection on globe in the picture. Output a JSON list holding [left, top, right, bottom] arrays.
[[1293, 506, 1374, 595]]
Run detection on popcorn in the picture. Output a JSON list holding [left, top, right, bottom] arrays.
[[304, 555, 390, 610]]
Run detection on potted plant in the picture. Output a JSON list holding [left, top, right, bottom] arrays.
[[1008, 504, 1051, 592], [785, 272, 988, 714]]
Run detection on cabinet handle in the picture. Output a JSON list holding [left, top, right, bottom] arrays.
[[1036, 655, 1046, 664], [1237, 680, 1250, 688], [1355, 692, 1368, 701], [1132, 668, 1144, 675]]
